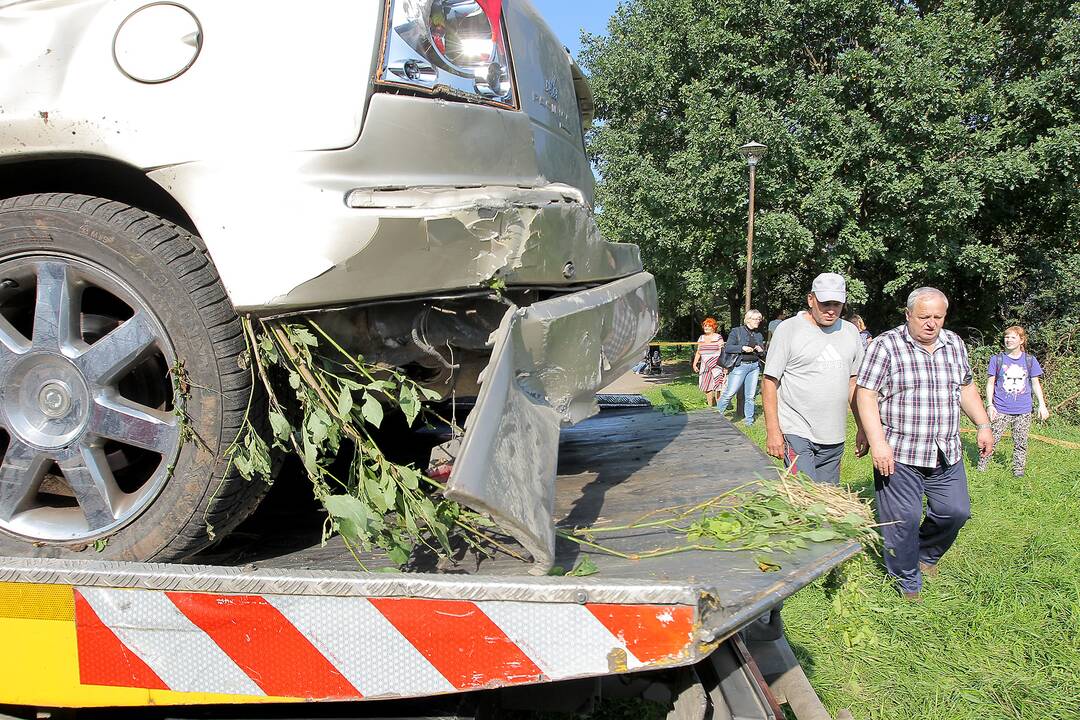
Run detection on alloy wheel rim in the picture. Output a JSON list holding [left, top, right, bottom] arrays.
[[0, 255, 181, 543]]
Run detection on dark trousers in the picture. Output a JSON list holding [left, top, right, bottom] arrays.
[[783, 434, 845, 485], [874, 454, 971, 593]]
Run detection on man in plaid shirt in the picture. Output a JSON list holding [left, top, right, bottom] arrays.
[[855, 287, 993, 599]]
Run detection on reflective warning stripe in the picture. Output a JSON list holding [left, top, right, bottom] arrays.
[[74, 591, 169, 692], [73, 588, 696, 701], [586, 603, 697, 664], [368, 598, 544, 690], [480, 600, 648, 677], [167, 593, 360, 700], [265, 594, 455, 699], [78, 588, 264, 696]]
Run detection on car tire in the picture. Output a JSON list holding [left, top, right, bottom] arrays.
[[0, 193, 268, 561]]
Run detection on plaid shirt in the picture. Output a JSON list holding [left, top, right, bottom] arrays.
[[856, 325, 973, 468]]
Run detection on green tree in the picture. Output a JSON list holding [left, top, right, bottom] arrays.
[[581, 0, 1079, 336]]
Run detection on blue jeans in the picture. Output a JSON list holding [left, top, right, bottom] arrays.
[[717, 361, 760, 424]]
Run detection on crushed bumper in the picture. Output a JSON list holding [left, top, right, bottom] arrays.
[[445, 272, 658, 572]]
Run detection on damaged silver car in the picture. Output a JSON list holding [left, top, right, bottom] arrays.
[[0, 0, 657, 568]]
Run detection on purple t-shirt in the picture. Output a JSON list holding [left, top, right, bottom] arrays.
[[988, 352, 1043, 415]]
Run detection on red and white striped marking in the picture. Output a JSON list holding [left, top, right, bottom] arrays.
[[74, 587, 697, 700]]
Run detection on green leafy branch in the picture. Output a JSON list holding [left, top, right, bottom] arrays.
[[231, 316, 519, 570], [560, 472, 881, 571]]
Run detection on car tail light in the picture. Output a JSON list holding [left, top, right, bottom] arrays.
[[377, 0, 515, 108]]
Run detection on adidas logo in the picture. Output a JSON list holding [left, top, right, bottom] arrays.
[[816, 345, 844, 362]]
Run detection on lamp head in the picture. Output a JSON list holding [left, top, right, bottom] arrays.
[[739, 141, 767, 166]]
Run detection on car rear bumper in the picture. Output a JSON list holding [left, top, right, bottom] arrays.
[[446, 272, 658, 571]]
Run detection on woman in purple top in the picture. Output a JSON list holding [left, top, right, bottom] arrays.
[[977, 325, 1049, 477]]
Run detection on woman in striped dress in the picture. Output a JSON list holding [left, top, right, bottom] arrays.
[[692, 317, 727, 407]]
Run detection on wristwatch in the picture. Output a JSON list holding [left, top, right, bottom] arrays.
[[975, 422, 991, 430]]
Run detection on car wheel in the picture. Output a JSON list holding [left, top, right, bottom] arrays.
[[0, 193, 267, 560]]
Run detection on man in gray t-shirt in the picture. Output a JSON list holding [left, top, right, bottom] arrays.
[[762, 273, 866, 484]]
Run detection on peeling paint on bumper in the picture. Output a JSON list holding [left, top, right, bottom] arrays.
[[446, 273, 658, 572]]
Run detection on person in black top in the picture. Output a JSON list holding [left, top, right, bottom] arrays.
[[715, 309, 766, 425]]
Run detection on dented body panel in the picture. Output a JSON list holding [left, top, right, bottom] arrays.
[[448, 274, 658, 570]]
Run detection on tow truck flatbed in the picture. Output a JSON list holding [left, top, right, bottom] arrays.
[[0, 408, 857, 710]]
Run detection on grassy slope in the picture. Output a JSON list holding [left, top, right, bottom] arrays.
[[644, 374, 1080, 720]]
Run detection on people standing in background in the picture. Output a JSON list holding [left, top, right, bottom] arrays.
[[763, 274, 865, 485], [767, 311, 788, 341], [977, 326, 1049, 477], [716, 310, 765, 425], [855, 287, 993, 600], [692, 318, 726, 407], [850, 314, 872, 349]]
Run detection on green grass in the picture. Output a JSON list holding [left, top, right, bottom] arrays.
[[641, 376, 1080, 720]]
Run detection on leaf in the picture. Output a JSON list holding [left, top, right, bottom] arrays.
[[269, 411, 291, 443], [803, 529, 844, 543], [364, 472, 388, 513], [92, 538, 108, 552], [234, 453, 252, 478], [288, 371, 301, 390], [567, 556, 599, 576], [245, 432, 272, 478], [290, 327, 319, 347], [430, 521, 451, 553], [302, 435, 319, 475], [402, 501, 418, 536], [755, 556, 782, 572], [399, 385, 420, 426], [839, 512, 869, 527], [324, 495, 376, 543], [258, 334, 280, 364], [399, 466, 420, 490], [417, 497, 439, 528], [308, 408, 331, 445], [361, 393, 384, 428], [547, 565, 567, 576], [337, 387, 353, 418], [420, 386, 442, 400], [381, 472, 397, 512], [387, 546, 410, 566]]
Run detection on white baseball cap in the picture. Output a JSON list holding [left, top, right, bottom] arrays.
[[811, 273, 847, 303]]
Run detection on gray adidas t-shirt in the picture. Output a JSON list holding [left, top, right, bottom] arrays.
[[764, 313, 864, 444]]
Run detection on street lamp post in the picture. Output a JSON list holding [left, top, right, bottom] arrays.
[[739, 141, 767, 314]]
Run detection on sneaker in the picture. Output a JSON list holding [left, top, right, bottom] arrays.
[[1014, 471, 1025, 478], [901, 590, 922, 602], [919, 561, 938, 578]]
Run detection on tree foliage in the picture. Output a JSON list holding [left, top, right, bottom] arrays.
[[581, 0, 1079, 335]]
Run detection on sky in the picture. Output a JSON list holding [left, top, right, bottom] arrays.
[[528, 0, 621, 62]]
